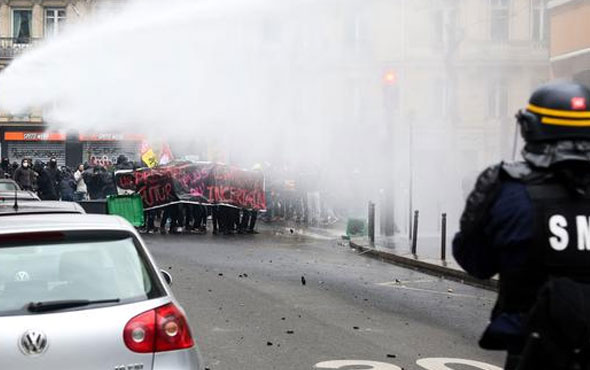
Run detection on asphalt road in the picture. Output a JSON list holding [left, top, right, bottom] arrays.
[[143, 228, 504, 370]]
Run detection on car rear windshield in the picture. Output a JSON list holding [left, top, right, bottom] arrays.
[[0, 236, 164, 316]]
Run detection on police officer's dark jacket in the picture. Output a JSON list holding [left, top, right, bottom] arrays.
[[453, 151, 590, 351]]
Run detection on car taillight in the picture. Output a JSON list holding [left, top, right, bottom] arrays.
[[123, 303, 194, 353]]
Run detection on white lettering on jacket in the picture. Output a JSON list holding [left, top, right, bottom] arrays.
[[549, 215, 569, 251], [577, 216, 590, 251]]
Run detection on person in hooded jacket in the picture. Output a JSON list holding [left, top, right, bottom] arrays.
[[100, 168, 118, 198], [45, 157, 62, 200], [33, 160, 58, 200], [87, 166, 107, 200], [13, 159, 34, 191], [59, 167, 76, 201], [115, 155, 134, 170]]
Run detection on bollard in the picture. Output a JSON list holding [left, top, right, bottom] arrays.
[[441, 213, 447, 262], [368, 201, 375, 244], [411, 210, 419, 256]]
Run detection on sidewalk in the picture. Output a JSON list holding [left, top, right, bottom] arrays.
[[349, 236, 497, 291]]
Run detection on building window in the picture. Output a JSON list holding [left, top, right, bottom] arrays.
[[531, 0, 548, 42], [347, 14, 367, 54], [489, 80, 508, 118], [13, 9, 32, 44], [490, 0, 509, 42], [45, 9, 67, 37], [433, 7, 458, 50]]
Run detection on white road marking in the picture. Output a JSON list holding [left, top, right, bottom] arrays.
[[314, 360, 402, 369], [314, 359, 502, 370], [416, 358, 503, 370], [376, 283, 492, 300]]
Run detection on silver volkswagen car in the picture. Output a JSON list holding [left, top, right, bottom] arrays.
[[0, 214, 203, 370]]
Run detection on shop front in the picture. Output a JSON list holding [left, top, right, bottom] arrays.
[[2, 131, 66, 165], [80, 133, 144, 167]]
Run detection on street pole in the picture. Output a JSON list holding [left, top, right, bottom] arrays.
[[408, 114, 414, 241], [368, 201, 375, 244]]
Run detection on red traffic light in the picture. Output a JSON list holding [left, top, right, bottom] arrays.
[[383, 71, 396, 85]]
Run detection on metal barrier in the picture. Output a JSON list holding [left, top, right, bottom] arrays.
[[368, 201, 375, 244], [411, 210, 419, 256], [364, 206, 451, 263], [441, 213, 447, 262]]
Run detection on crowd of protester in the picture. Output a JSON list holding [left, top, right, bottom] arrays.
[[0, 155, 132, 201], [143, 205, 258, 235], [0, 154, 340, 235], [1, 154, 260, 235]]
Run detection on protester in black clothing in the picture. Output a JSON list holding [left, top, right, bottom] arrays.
[[211, 205, 221, 235], [1, 158, 9, 178], [34, 160, 58, 200], [116, 155, 134, 170], [194, 204, 207, 232], [161, 204, 181, 234], [86, 167, 103, 199], [239, 209, 250, 233], [13, 159, 34, 191], [145, 210, 157, 233], [218, 205, 231, 234], [238, 209, 259, 234], [220, 206, 239, 235], [46, 157, 62, 199], [59, 168, 76, 201], [181, 204, 193, 232], [248, 210, 258, 234], [100, 169, 117, 198]]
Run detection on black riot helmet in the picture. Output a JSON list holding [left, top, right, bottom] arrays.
[[517, 82, 590, 142]]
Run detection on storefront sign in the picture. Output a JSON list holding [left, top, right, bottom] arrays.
[[4, 132, 66, 142], [79, 133, 145, 142]]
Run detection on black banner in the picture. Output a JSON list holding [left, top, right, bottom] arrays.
[[115, 162, 266, 210]]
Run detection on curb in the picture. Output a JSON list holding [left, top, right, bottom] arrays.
[[349, 240, 498, 292]]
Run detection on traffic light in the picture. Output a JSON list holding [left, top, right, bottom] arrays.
[[383, 70, 397, 85], [383, 70, 399, 112]]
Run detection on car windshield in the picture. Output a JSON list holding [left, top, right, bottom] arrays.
[[0, 183, 17, 191], [0, 237, 162, 315]]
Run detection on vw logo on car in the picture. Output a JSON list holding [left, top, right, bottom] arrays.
[[18, 330, 48, 356]]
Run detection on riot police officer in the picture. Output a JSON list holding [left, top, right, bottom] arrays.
[[454, 82, 590, 370]]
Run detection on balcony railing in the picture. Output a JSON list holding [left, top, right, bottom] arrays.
[[0, 38, 41, 59]]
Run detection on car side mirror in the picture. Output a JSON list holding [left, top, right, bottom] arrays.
[[160, 269, 172, 286]]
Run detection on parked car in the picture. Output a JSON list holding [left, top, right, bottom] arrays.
[[0, 200, 86, 216], [0, 190, 40, 202], [0, 214, 203, 370], [0, 179, 21, 191]]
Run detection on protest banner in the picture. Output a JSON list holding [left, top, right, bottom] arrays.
[[115, 162, 266, 211]]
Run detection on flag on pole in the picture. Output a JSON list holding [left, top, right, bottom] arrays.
[[159, 142, 174, 165]]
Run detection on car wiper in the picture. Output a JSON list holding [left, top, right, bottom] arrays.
[[26, 298, 121, 313]]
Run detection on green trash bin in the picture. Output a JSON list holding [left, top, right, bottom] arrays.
[[346, 218, 367, 237], [107, 194, 145, 227]]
